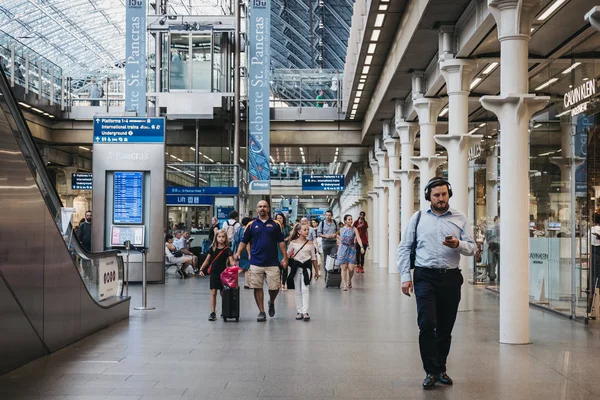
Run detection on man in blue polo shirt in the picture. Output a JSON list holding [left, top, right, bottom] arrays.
[[235, 200, 288, 322]]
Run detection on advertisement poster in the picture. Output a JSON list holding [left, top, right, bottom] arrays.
[[98, 257, 118, 300]]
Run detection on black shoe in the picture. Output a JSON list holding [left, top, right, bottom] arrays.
[[257, 312, 267, 322], [422, 374, 437, 390], [176, 267, 184, 279], [438, 372, 453, 385], [208, 312, 217, 321], [268, 301, 275, 317]]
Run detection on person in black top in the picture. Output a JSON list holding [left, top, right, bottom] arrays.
[[199, 229, 235, 321], [77, 210, 92, 251], [208, 216, 220, 242]]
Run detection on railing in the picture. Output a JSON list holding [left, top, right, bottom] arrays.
[[271, 164, 330, 181], [166, 163, 240, 188], [270, 69, 343, 110]]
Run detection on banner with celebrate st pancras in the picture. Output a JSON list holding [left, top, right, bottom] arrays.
[[247, 0, 271, 194]]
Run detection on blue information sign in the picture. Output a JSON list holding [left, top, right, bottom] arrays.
[[302, 174, 345, 191], [93, 117, 165, 143], [166, 186, 239, 195], [247, 0, 271, 194], [113, 172, 144, 224], [72, 173, 92, 190], [165, 195, 213, 206]]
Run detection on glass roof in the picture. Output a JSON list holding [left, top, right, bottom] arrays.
[[0, 0, 354, 79], [0, 0, 223, 78]]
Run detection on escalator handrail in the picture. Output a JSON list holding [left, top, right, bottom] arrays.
[[0, 68, 115, 263]]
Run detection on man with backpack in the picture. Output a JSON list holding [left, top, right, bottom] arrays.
[[222, 210, 241, 243], [318, 210, 338, 268]]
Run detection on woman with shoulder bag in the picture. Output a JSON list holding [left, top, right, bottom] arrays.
[[287, 223, 320, 321]]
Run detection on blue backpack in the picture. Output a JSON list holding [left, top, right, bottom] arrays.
[[232, 225, 245, 254]]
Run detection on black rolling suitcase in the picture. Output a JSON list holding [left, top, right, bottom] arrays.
[[221, 286, 240, 322], [325, 268, 342, 288]]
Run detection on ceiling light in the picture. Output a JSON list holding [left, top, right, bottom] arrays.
[[349, 116, 355, 120], [365, 55, 373, 65], [225, 147, 229, 150], [468, 127, 480, 134], [370, 30, 381, 41], [170, 154, 177, 159], [562, 62, 581, 75], [479, 123, 486, 127], [18, 102, 31, 108], [470, 77, 482, 90], [362, 66, 370, 74], [357, 83, 364, 90], [482, 62, 498, 75], [367, 43, 377, 54], [533, 123, 542, 128], [356, 91, 362, 97], [359, 78, 366, 83], [240, 158, 244, 163], [31, 107, 44, 113], [354, 98, 360, 104], [336, 148, 339, 151], [537, 0, 566, 21], [352, 104, 359, 110], [583, 77, 590, 81], [48, 115, 55, 118], [374, 14, 385, 28], [439, 107, 448, 117], [534, 77, 558, 91], [556, 109, 570, 117], [379, 4, 388, 11], [299, 147, 304, 153], [79, 146, 90, 151]]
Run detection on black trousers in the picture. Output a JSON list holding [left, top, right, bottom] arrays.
[[413, 267, 463, 375], [355, 243, 367, 267]]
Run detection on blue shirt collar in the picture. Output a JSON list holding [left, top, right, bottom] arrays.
[[425, 207, 454, 217]]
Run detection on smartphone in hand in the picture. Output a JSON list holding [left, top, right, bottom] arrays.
[[445, 235, 453, 241]]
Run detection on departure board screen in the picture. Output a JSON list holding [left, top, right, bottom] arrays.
[[113, 172, 144, 224]]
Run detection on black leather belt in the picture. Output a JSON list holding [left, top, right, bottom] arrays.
[[415, 266, 459, 274]]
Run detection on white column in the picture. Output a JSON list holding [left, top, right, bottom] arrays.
[[395, 120, 419, 238], [480, 0, 549, 344], [435, 58, 482, 312], [367, 154, 380, 267], [375, 140, 389, 269], [363, 169, 374, 263], [486, 146, 499, 220], [383, 136, 401, 274], [410, 98, 446, 208], [435, 59, 482, 218]]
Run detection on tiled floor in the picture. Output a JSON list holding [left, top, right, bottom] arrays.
[[2, 267, 600, 399]]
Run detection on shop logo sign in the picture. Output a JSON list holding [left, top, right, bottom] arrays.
[[563, 79, 596, 117]]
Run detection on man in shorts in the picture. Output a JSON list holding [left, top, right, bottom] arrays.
[[235, 200, 288, 322]]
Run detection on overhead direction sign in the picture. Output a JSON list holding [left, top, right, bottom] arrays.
[[166, 186, 239, 195], [72, 173, 92, 190], [93, 117, 165, 143], [302, 174, 345, 191]]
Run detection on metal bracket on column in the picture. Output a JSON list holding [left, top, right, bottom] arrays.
[[409, 155, 447, 172]]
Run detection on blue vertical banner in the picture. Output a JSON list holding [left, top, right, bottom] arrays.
[[248, 0, 271, 194], [125, 0, 147, 116]]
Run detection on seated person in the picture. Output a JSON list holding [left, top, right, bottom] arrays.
[[174, 230, 198, 269], [165, 234, 194, 278]]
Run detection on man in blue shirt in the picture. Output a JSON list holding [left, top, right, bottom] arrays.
[[397, 177, 476, 390], [235, 200, 288, 322]]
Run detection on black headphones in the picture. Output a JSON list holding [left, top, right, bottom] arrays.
[[424, 177, 453, 201]]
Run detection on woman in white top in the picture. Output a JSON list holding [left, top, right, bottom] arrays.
[[591, 213, 600, 288], [287, 223, 320, 321]]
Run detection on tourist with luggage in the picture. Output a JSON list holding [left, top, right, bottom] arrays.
[[199, 229, 236, 321], [287, 223, 320, 321], [234, 200, 288, 322], [318, 210, 338, 273], [337, 215, 365, 291], [397, 177, 476, 389]]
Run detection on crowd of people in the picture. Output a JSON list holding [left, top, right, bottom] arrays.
[[164, 204, 371, 322]]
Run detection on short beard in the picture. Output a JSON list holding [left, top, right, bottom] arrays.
[[431, 203, 449, 214]]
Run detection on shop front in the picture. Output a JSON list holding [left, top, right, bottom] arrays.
[[471, 35, 600, 322]]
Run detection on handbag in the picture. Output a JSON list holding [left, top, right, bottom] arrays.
[[204, 247, 228, 274], [409, 211, 422, 270], [172, 250, 183, 258]]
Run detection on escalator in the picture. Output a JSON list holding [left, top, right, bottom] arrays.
[[0, 69, 130, 375]]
